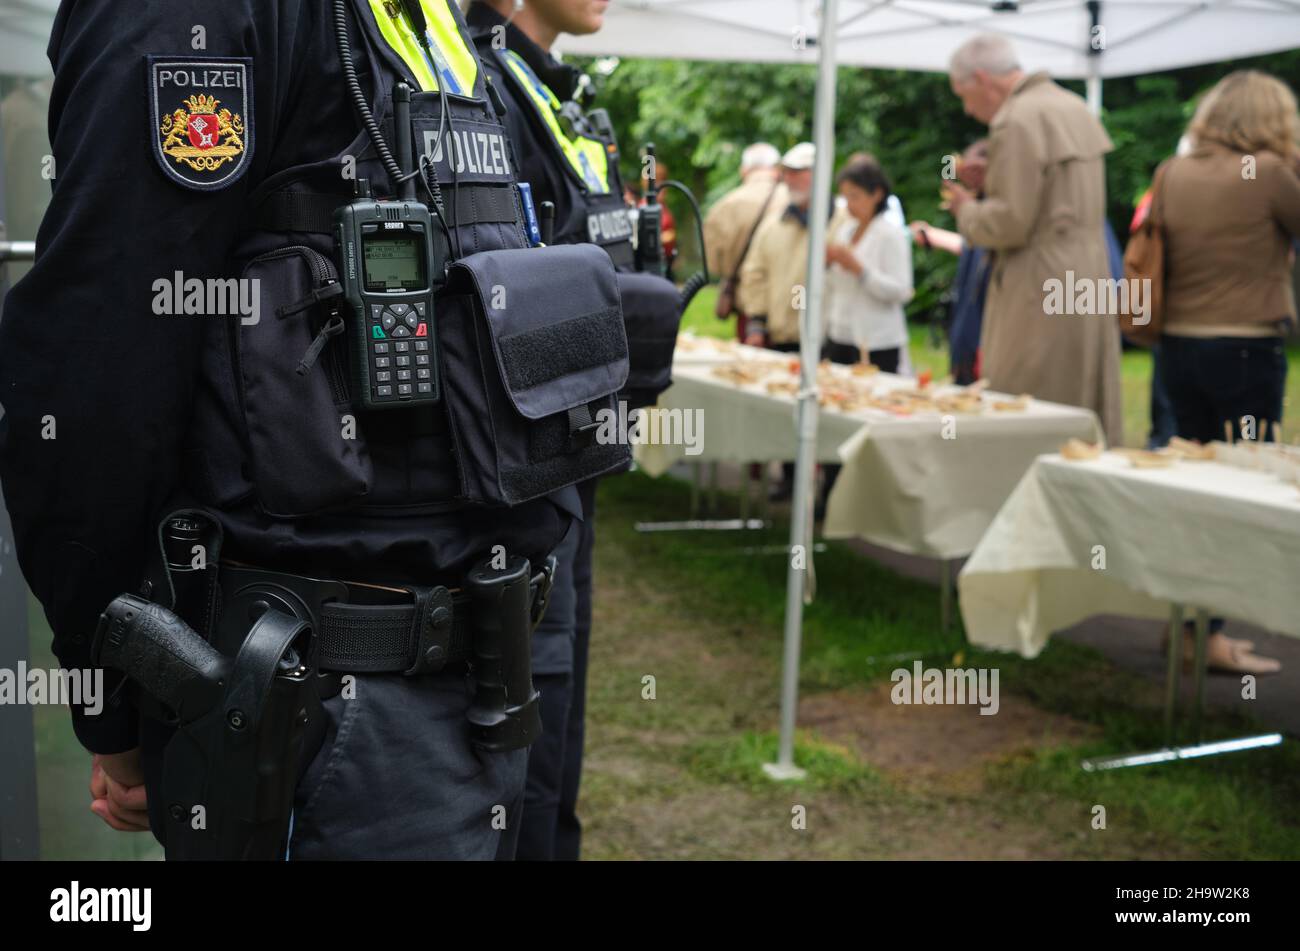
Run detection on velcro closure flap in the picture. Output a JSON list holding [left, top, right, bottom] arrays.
[[449, 244, 629, 420]]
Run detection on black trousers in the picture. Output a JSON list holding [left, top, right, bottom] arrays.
[[1160, 334, 1286, 444], [140, 667, 529, 861], [518, 477, 598, 860], [1146, 343, 1178, 449], [822, 339, 901, 373], [1161, 333, 1287, 635]]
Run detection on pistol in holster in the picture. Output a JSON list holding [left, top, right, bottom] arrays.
[[91, 511, 555, 860]]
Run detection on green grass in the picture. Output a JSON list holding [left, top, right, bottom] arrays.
[[684, 284, 1300, 449], [585, 469, 1300, 859], [683, 730, 882, 795], [19, 287, 1299, 858]]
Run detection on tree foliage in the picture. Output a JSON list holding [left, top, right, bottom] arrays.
[[572, 50, 1300, 318]]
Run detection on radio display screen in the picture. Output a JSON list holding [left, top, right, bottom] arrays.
[[363, 234, 426, 292]]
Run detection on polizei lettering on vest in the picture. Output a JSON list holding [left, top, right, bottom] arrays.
[[588, 209, 632, 244], [424, 129, 511, 177]]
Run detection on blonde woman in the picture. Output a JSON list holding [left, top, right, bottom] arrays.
[[1160, 70, 1300, 674]]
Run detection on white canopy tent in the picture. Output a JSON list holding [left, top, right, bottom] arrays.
[[563, 0, 1300, 77], [560, 0, 1300, 779]]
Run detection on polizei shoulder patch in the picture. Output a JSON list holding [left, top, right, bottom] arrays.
[[148, 56, 253, 191]]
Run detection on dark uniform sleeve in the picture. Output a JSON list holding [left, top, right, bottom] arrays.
[[0, 0, 288, 753]]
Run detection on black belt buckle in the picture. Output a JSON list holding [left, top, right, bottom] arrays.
[[401, 584, 455, 676]]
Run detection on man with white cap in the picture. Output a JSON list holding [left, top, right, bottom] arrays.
[[739, 142, 816, 353]]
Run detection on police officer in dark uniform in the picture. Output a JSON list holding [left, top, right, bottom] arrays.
[[467, 0, 683, 861], [0, 0, 632, 860]]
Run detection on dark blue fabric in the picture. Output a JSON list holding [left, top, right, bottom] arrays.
[[530, 520, 580, 676], [949, 246, 990, 373], [516, 671, 573, 861], [1147, 344, 1178, 449], [1104, 219, 1124, 283], [1160, 334, 1287, 444], [554, 476, 598, 860], [286, 672, 528, 860], [518, 476, 597, 860]]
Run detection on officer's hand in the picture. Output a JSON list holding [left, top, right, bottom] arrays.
[[90, 750, 150, 832]]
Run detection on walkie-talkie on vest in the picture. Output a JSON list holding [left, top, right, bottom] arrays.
[[635, 143, 667, 277], [334, 83, 448, 410]]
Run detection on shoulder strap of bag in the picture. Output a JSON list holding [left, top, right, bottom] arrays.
[[729, 181, 781, 284], [1148, 159, 1172, 230]]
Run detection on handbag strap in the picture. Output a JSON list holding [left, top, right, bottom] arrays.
[[1147, 159, 1172, 230], [729, 181, 782, 284]]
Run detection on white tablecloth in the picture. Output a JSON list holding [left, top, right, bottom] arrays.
[[636, 354, 1102, 559], [959, 451, 1300, 657]]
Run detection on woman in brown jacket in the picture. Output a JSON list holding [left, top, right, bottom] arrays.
[[1160, 70, 1300, 674]]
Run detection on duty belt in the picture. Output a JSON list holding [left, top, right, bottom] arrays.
[[215, 559, 556, 678]]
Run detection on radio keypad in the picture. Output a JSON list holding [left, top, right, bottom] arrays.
[[368, 303, 432, 404]]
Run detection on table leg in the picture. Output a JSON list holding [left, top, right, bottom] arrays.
[[1080, 604, 1283, 771], [1163, 603, 1183, 747], [1192, 608, 1210, 743], [758, 464, 770, 522], [708, 461, 719, 515], [689, 462, 701, 519], [740, 463, 751, 522]]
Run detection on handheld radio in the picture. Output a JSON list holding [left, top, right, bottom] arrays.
[[635, 142, 666, 278], [334, 83, 449, 409]]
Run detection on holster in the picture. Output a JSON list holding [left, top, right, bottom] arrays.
[[93, 509, 555, 861], [93, 510, 321, 860]]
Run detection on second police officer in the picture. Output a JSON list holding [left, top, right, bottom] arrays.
[[0, 0, 636, 859], [467, 0, 685, 862]]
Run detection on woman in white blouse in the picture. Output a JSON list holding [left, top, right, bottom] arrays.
[[817, 157, 914, 518], [823, 157, 914, 372]]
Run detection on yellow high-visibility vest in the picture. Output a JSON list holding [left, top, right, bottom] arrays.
[[366, 0, 478, 95], [500, 49, 612, 195]]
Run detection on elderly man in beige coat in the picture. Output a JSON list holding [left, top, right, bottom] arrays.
[[739, 142, 817, 352], [944, 34, 1124, 444], [705, 143, 789, 340]]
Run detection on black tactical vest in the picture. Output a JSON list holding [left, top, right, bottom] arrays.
[[470, 18, 681, 410], [184, 1, 630, 537]]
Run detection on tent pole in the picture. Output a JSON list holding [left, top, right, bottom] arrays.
[[1086, 0, 1103, 116], [1086, 65, 1102, 116], [764, 0, 839, 783]]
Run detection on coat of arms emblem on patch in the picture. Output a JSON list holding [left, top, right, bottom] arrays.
[[148, 57, 254, 191], [160, 94, 245, 172]]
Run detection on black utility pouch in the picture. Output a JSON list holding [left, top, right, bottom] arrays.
[[616, 271, 683, 410], [439, 244, 631, 506], [236, 246, 372, 517]]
